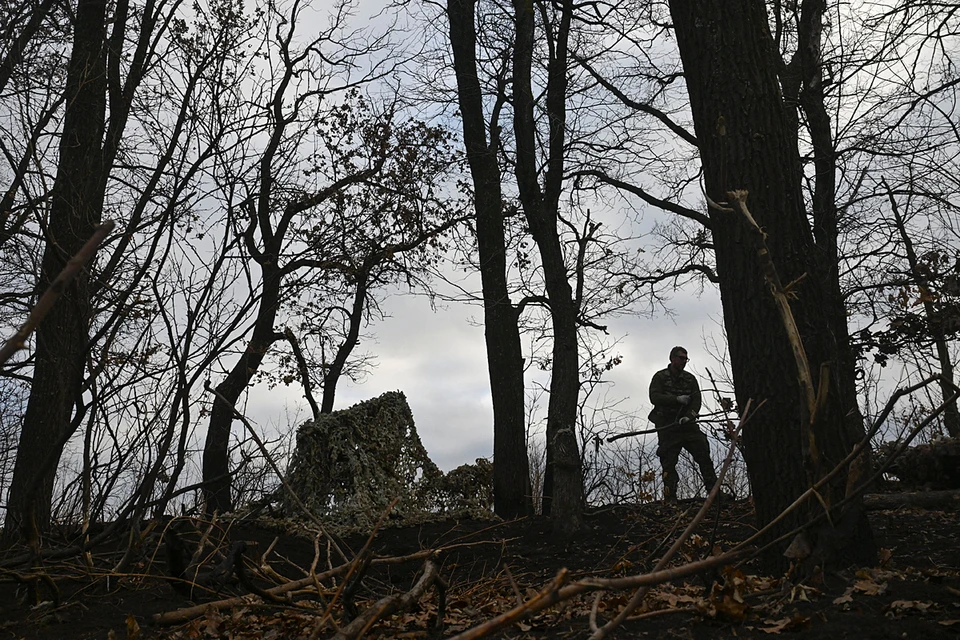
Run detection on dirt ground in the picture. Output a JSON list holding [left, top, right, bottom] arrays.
[[0, 496, 958, 639]]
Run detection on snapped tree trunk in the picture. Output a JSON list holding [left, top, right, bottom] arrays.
[[2, 0, 108, 541], [668, 0, 874, 569], [448, 0, 531, 519]]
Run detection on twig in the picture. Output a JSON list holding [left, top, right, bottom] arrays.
[[503, 563, 523, 606], [735, 380, 958, 563], [448, 569, 569, 640], [153, 559, 356, 625], [317, 498, 400, 631], [0, 220, 115, 365], [643, 506, 692, 564], [626, 605, 698, 620], [768, 378, 946, 535]]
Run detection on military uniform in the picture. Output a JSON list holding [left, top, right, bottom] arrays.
[[648, 366, 718, 501]]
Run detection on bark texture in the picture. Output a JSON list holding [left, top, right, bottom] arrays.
[[668, 0, 874, 569]]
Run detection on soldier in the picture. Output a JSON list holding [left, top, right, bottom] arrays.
[[648, 346, 719, 502]]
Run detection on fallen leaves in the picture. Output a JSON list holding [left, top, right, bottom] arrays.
[[833, 570, 888, 608], [699, 567, 749, 622], [754, 613, 810, 634], [853, 578, 887, 596], [885, 599, 933, 614]]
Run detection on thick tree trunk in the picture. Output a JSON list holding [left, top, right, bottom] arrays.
[[2, 0, 108, 542], [668, 0, 873, 569], [448, 0, 531, 519]]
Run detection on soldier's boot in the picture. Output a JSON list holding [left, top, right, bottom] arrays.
[[702, 472, 719, 496], [663, 470, 679, 504], [702, 471, 734, 503]]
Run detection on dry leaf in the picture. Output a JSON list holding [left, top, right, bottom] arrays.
[[126, 614, 141, 640], [888, 600, 933, 612], [790, 584, 820, 602], [760, 613, 809, 634], [760, 618, 792, 634], [833, 587, 855, 605], [878, 547, 893, 566], [714, 594, 748, 621], [854, 579, 887, 596]]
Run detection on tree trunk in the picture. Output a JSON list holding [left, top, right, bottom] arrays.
[[448, 0, 531, 519], [668, 0, 874, 569], [202, 266, 282, 514], [512, 0, 583, 534], [2, 0, 109, 542]]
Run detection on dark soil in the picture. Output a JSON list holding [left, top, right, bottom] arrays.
[[1, 497, 958, 639]]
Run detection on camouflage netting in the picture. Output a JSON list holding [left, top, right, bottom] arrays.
[[283, 391, 495, 530], [436, 458, 493, 514], [878, 436, 960, 490]]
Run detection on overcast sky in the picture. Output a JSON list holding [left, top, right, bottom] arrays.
[[235, 0, 735, 473], [248, 278, 726, 472]]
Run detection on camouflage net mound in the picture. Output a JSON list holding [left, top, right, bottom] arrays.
[[283, 391, 494, 529], [878, 436, 960, 490], [435, 457, 493, 514]]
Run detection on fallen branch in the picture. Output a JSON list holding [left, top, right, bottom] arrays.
[[318, 498, 400, 624], [330, 559, 441, 640], [153, 560, 354, 625], [447, 549, 751, 640], [739, 380, 959, 563], [153, 542, 483, 626]]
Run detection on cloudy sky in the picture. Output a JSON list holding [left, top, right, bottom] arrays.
[[236, 0, 735, 473], [249, 276, 726, 472]]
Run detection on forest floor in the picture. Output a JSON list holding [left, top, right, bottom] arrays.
[[0, 494, 958, 640]]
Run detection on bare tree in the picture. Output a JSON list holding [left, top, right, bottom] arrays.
[[447, 0, 531, 519], [198, 0, 466, 513], [3, 0, 153, 540]]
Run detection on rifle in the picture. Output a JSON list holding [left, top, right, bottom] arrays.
[[605, 416, 733, 443], [605, 420, 688, 443]]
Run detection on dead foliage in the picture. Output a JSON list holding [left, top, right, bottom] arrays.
[[1, 497, 959, 640]]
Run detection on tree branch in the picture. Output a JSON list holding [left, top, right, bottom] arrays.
[[575, 170, 711, 228]]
